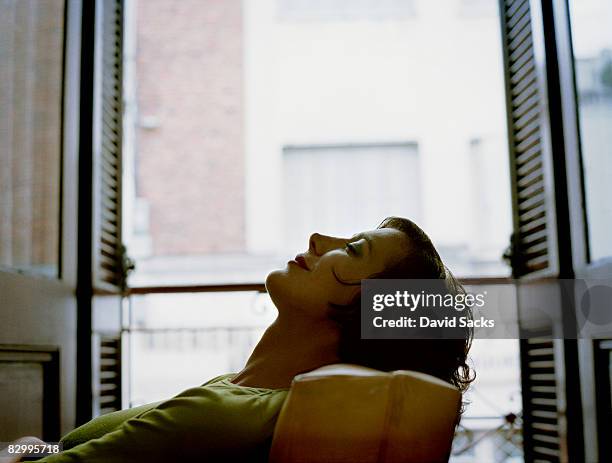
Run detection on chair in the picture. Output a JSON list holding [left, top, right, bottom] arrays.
[[269, 364, 461, 463]]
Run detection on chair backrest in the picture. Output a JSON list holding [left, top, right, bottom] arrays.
[[269, 364, 461, 463]]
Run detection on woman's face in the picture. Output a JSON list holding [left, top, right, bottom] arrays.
[[266, 227, 410, 319]]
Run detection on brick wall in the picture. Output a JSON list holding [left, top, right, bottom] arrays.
[[136, 0, 245, 255], [0, 0, 63, 271]]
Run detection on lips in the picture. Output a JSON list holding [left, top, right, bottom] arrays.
[[294, 254, 309, 271]]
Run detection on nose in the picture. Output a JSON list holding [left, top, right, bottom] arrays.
[[309, 232, 347, 256]]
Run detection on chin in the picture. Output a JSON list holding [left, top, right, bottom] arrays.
[[265, 267, 302, 311], [265, 268, 286, 300]]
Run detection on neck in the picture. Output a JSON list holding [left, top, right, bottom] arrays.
[[230, 310, 341, 389]]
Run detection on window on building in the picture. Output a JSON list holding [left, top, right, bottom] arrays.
[[282, 143, 421, 254], [276, 0, 416, 22]]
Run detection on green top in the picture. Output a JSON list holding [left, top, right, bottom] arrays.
[[37, 374, 289, 462]]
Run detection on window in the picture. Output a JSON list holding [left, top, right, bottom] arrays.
[[458, 0, 498, 18], [282, 143, 421, 254], [128, 291, 275, 404], [0, 0, 64, 277], [123, 9, 521, 462], [277, 0, 416, 22], [568, 0, 612, 262], [125, 0, 512, 286]]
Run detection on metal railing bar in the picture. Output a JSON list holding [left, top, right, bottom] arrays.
[[124, 326, 268, 333], [127, 283, 267, 295], [460, 415, 520, 420], [126, 277, 513, 296]]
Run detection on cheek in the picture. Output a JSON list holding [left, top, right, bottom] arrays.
[[319, 270, 360, 306], [333, 259, 370, 283]]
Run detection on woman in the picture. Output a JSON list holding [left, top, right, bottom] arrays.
[[11, 217, 473, 462]]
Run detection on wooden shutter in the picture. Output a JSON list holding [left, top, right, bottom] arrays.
[[86, 0, 127, 419], [499, 1, 571, 461], [500, 0, 559, 279], [93, 0, 126, 293]]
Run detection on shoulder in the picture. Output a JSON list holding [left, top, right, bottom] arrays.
[[200, 372, 236, 386], [143, 379, 288, 431], [134, 382, 287, 458]]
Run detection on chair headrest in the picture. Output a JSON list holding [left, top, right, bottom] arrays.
[[269, 363, 461, 463]]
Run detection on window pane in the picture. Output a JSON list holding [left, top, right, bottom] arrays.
[[128, 291, 275, 405], [451, 338, 522, 462], [568, 0, 612, 262], [282, 143, 421, 254], [124, 0, 511, 285], [277, 0, 416, 22], [0, 0, 64, 277]]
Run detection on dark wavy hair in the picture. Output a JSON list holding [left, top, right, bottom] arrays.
[[328, 217, 475, 407]]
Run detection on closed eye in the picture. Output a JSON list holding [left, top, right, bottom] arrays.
[[345, 242, 356, 255]]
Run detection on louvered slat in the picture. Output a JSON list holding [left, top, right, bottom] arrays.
[[516, 140, 540, 166], [517, 156, 542, 177], [507, 10, 531, 41], [98, 335, 122, 414]]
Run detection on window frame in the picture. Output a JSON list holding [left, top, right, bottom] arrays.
[[551, 1, 612, 462]]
